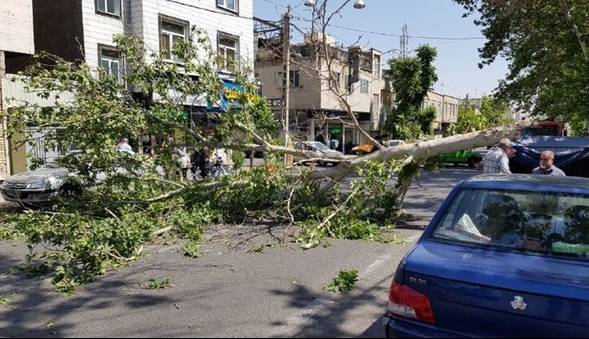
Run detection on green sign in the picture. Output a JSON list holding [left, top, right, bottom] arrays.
[[329, 128, 342, 134]]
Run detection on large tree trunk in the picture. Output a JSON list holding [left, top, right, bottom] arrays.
[[310, 126, 519, 180]]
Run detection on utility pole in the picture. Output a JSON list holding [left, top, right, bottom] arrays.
[[282, 6, 291, 156], [400, 24, 409, 58]]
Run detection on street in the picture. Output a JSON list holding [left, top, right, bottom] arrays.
[[0, 168, 474, 338]]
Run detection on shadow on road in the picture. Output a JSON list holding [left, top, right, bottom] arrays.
[[268, 274, 393, 338]]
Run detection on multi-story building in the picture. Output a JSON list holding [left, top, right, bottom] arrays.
[[1, 0, 254, 174], [255, 33, 387, 152], [32, 0, 254, 99], [422, 91, 460, 135], [0, 0, 35, 180]]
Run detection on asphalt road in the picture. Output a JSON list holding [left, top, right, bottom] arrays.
[[0, 168, 475, 338]]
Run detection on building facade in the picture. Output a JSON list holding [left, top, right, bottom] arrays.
[[1, 0, 254, 175], [422, 91, 460, 134], [256, 34, 387, 152], [33, 0, 254, 81], [0, 0, 35, 180]]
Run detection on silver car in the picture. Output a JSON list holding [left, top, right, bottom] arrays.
[[0, 166, 72, 206]]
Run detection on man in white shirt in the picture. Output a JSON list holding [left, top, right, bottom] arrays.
[[116, 137, 134, 154], [482, 138, 515, 174]]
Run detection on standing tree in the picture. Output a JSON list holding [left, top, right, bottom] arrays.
[[385, 45, 439, 140], [453, 0, 589, 130], [479, 96, 512, 126]]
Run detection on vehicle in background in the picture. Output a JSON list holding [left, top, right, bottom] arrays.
[[383, 174, 589, 338], [293, 141, 352, 166], [520, 119, 567, 138], [439, 150, 482, 168], [351, 140, 405, 155]]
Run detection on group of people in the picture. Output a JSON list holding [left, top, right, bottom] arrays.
[[115, 137, 218, 180], [482, 138, 566, 176], [173, 146, 219, 180]]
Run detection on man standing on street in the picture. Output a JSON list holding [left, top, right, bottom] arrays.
[[482, 138, 515, 174], [532, 150, 566, 176]]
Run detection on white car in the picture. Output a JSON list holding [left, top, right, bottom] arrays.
[[294, 141, 354, 166]]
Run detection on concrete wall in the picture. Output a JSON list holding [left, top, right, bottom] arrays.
[[0, 0, 34, 55]]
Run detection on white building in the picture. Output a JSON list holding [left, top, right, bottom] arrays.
[[0, 0, 35, 180], [33, 0, 254, 83]]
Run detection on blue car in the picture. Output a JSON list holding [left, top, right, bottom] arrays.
[[384, 174, 589, 338]]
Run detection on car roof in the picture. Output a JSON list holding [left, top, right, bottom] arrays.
[[460, 174, 589, 195]]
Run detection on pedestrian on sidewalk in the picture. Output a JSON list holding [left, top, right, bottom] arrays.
[[482, 138, 515, 174]]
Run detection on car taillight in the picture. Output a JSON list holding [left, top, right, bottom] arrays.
[[388, 281, 435, 324]]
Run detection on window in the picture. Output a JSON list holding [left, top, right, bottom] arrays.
[[431, 188, 589, 261], [276, 70, 300, 88], [218, 33, 239, 72], [95, 0, 121, 17], [372, 94, 379, 113], [160, 18, 188, 63], [360, 79, 369, 94], [330, 72, 341, 89], [217, 0, 238, 12], [345, 74, 354, 93], [98, 46, 121, 81], [373, 55, 381, 79]]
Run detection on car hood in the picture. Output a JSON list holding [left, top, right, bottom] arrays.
[[4, 168, 70, 184]]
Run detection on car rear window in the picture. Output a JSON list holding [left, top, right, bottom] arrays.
[[431, 188, 589, 260]]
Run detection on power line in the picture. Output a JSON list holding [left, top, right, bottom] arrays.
[[330, 23, 485, 40], [292, 17, 485, 41]]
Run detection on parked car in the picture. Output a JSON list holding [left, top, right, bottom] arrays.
[[384, 174, 589, 338], [383, 139, 404, 147], [439, 150, 482, 168], [0, 165, 75, 207], [351, 140, 405, 155], [0, 157, 144, 207], [294, 141, 352, 166]]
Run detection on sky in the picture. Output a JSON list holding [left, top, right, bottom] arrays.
[[254, 0, 509, 99]]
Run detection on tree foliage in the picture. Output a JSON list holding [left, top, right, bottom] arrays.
[[453, 0, 589, 123], [2, 30, 421, 292], [385, 45, 439, 140], [453, 105, 487, 134], [452, 96, 511, 134], [2, 25, 518, 293]]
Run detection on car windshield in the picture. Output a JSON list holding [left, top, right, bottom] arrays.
[[430, 188, 589, 261]]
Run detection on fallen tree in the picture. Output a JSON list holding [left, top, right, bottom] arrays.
[[1, 22, 518, 293]]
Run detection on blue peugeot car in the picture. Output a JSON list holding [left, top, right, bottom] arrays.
[[384, 174, 589, 338]]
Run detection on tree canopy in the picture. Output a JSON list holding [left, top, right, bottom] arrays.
[[454, 0, 589, 128], [385, 45, 439, 140]]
